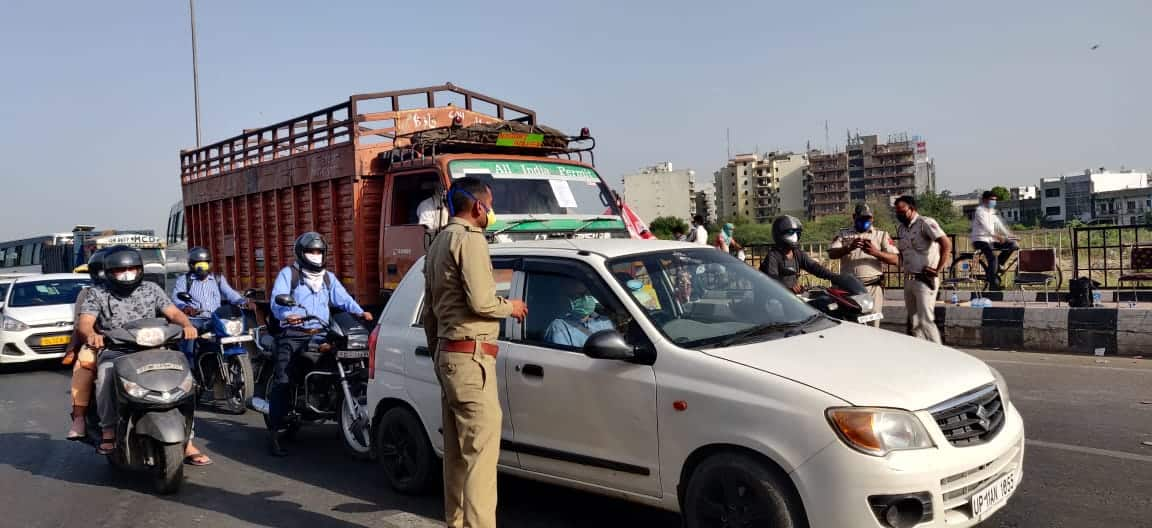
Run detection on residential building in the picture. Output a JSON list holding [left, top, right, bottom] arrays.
[[1040, 168, 1148, 223], [804, 132, 935, 219], [714, 153, 757, 221], [1009, 186, 1038, 200], [622, 162, 695, 223], [804, 150, 850, 218], [693, 182, 717, 224], [1093, 187, 1152, 226], [714, 152, 808, 222]]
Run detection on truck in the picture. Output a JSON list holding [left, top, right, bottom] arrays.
[[42, 231, 167, 287], [179, 83, 632, 310]]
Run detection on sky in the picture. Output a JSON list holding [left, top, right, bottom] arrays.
[[1, 0, 1149, 240]]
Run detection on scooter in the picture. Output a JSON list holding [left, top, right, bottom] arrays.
[[801, 274, 883, 325], [175, 292, 255, 415], [81, 318, 195, 494], [249, 294, 373, 459]]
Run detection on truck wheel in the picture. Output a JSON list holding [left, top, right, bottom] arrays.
[[151, 441, 185, 495], [682, 452, 807, 528], [376, 406, 436, 494]]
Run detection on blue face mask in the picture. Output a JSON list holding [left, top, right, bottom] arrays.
[[988, 200, 997, 210], [626, 279, 643, 291], [569, 295, 597, 317], [855, 219, 872, 232]]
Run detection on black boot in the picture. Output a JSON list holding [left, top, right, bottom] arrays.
[[268, 430, 288, 457]]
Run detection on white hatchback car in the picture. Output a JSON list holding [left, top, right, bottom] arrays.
[[0, 273, 89, 365], [367, 240, 1024, 528]]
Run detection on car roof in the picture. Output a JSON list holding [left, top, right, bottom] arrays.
[[488, 239, 705, 259], [11, 273, 89, 283]]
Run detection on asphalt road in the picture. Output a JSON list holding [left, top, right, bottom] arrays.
[[1, 349, 1149, 528]]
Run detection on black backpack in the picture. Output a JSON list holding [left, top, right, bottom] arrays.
[[1068, 277, 1099, 307]]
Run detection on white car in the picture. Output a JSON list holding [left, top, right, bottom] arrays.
[[0, 273, 89, 364], [367, 240, 1024, 528]]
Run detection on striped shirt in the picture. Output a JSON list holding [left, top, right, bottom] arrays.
[[171, 273, 245, 316]]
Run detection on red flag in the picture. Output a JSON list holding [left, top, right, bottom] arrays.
[[621, 202, 654, 239]]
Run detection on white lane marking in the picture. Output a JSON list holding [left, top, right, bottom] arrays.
[[1027, 439, 1152, 463], [983, 358, 1152, 373]]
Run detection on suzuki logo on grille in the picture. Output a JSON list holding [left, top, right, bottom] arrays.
[[975, 405, 991, 430]]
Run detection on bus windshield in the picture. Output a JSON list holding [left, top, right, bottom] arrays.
[[449, 160, 617, 217]]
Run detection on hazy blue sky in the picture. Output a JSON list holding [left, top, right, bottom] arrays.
[[1, 0, 1149, 240]]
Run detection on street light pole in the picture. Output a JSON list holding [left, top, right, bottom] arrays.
[[189, 0, 202, 148]]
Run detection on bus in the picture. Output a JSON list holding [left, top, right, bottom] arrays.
[[165, 200, 188, 291], [0, 233, 73, 277]]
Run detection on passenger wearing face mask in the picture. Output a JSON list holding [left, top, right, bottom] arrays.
[[971, 191, 1018, 291], [266, 232, 372, 456], [828, 204, 900, 326], [894, 195, 952, 344], [171, 247, 248, 362], [759, 215, 839, 294], [544, 279, 615, 348], [416, 185, 449, 233]]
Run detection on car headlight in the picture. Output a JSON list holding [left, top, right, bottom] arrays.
[[121, 378, 150, 398], [1, 315, 28, 332], [223, 320, 244, 337], [827, 407, 935, 457], [990, 367, 1010, 409], [134, 327, 168, 347], [852, 293, 875, 313]]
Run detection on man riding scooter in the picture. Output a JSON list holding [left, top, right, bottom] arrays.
[[75, 245, 212, 466], [265, 232, 372, 456]]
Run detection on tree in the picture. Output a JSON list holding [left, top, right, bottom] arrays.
[[648, 216, 689, 239], [989, 186, 1011, 201], [915, 191, 957, 224]]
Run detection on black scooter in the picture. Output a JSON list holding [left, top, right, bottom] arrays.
[[249, 295, 373, 459], [81, 318, 195, 494], [801, 274, 883, 325]]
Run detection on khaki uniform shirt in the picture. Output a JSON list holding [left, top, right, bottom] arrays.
[[897, 214, 947, 274], [829, 228, 899, 284], [422, 218, 513, 349]]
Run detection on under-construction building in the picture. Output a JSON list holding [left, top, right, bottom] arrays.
[[804, 132, 936, 219]]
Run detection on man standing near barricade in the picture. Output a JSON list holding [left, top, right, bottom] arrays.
[[423, 176, 528, 528], [894, 195, 952, 344], [828, 204, 900, 326]]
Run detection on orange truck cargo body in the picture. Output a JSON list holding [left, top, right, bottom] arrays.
[[179, 84, 626, 309]]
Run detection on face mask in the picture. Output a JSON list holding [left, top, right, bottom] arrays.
[[783, 233, 799, 245], [569, 295, 597, 317], [305, 253, 323, 267], [855, 219, 872, 232], [987, 200, 997, 209], [484, 205, 497, 228], [626, 279, 644, 291], [897, 212, 912, 226], [192, 262, 210, 278], [114, 269, 139, 282]]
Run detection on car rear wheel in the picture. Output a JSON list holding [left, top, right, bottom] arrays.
[[375, 406, 436, 494], [683, 452, 807, 528]]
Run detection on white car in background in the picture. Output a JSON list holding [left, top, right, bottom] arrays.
[[0, 273, 89, 365], [366, 240, 1024, 528]]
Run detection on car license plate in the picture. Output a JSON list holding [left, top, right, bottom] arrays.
[[220, 335, 253, 344], [971, 469, 1020, 519], [40, 335, 70, 346], [857, 312, 884, 324]]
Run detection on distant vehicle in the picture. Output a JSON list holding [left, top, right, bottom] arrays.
[[165, 200, 188, 292], [40, 230, 167, 288], [0, 233, 73, 275], [367, 239, 1024, 528], [0, 273, 89, 365]]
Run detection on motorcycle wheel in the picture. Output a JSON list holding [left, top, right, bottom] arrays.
[[151, 441, 185, 495], [336, 388, 372, 460], [222, 353, 254, 415]]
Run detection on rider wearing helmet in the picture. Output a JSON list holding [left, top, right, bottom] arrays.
[[74, 246, 210, 464], [759, 215, 838, 293], [64, 249, 108, 439], [171, 246, 247, 362], [265, 232, 371, 456]]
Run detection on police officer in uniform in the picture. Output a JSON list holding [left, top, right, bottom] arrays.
[[827, 204, 900, 326], [894, 195, 952, 344], [423, 176, 528, 528]]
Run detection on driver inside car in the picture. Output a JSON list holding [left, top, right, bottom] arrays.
[[544, 279, 615, 348]]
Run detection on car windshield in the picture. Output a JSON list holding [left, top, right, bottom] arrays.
[[8, 279, 89, 308], [607, 249, 825, 348]]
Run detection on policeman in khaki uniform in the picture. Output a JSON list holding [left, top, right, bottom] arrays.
[[423, 176, 528, 528], [893, 195, 952, 344], [828, 204, 900, 326]]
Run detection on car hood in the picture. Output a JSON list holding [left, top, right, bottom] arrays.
[[3, 303, 75, 327], [701, 322, 994, 410]]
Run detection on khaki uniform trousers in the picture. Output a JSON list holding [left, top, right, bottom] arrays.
[[435, 344, 502, 528], [904, 277, 942, 344], [865, 284, 884, 328]]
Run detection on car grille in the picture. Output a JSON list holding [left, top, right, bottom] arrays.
[[930, 384, 1005, 447], [24, 333, 71, 355]]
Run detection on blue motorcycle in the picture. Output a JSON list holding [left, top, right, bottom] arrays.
[[176, 293, 255, 415]]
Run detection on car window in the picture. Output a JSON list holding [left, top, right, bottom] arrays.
[[415, 268, 515, 340], [0, 283, 10, 302], [522, 270, 626, 351], [8, 279, 89, 308]]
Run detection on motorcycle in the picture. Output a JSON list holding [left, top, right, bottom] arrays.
[[175, 292, 255, 415], [801, 274, 883, 325], [81, 318, 195, 494], [249, 294, 373, 459]]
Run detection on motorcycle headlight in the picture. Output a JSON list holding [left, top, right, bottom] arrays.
[[990, 367, 1010, 409], [827, 407, 935, 457], [223, 320, 244, 337], [121, 378, 150, 399], [134, 327, 167, 347], [1, 315, 28, 332], [853, 294, 875, 313]]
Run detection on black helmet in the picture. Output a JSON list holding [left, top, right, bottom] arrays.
[[87, 249, 109, 285], [293, 232, 328, 272], [102, 245, 144, 296], [771, 215, 804, 248], [187, 246, 210, 267]]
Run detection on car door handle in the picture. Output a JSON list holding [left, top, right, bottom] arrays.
[[521, 364, 543, 378], [415, 346, 430, 357]]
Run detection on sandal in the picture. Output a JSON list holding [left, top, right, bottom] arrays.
[[66, 414, 86, 441], [96, 439, 115, 455], [184, 453, 212, 466]]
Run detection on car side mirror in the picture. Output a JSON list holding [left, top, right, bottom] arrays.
[[274, 294, 297, 307], [582, 330, 636, 361], [176, 292, 193, 303]]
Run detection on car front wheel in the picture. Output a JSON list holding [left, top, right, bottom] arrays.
[[683, 452, 807, 528]]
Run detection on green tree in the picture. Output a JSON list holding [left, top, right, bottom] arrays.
[[915, 191, 957, 224], [648, 216, 689, 239], [989, 186, 1011, 201]]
